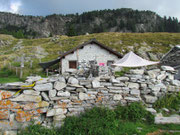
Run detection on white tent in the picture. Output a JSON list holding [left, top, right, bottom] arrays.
[[112, 51, 159, 67]]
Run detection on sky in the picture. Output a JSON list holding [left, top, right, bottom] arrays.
[[0, 0, 179, 20]]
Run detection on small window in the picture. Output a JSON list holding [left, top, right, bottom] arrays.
[[107, 61, 114, 66], [69, 61, 77, 69]]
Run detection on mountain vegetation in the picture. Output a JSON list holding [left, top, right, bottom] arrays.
[[0, 8, 179, 38], [0, 32, 180, 79]]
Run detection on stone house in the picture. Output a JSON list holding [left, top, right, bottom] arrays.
[[59, 39, 122, 73]]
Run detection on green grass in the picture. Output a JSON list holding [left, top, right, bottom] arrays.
[[1, 32, 180, 78], [18, 102, 180, 135], [0, 68, 22, 83], [153, 92, 180, 112]]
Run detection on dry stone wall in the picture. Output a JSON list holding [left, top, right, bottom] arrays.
[[0, 66, 180, 133]]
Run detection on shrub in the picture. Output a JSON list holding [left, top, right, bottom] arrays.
[[59, 107, 116, 135], [115, 102, 154, 124], [153, 92, 180, 111], [115, 67, 131, 76], [18, 124, 58, 135]]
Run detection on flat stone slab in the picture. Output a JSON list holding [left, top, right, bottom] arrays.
[[34, 83, 53, 91], [155, 116, 180, 124], [10, 94, 42, 102]]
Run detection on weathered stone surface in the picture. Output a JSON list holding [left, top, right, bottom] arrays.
[[49, 90, 57, 98], [3, 131, 17, 135], [68, 107, 84, 112], [127, 82, 139, 89], [155, 116, 180, 124], [10, 94, 41, 102], [57, 91, 70, 97], [0, 100, 21, 109], [24, 101, 49, 110], [144, 95, 157, 103], [171, 80, 180, 86], [113, 94, 122, 100], [23, 90, 40, 95], [36, 78, 48, 84], [54, 81, 67, 90], [116, 77, 129, 81], [41, 92, 50, 101], [53, 114, 66, 121], [76, 88, 87, 92], [34, 83, 53, 91], [58, 76, 66, 83], [16, 110, 33, 122], [161, 66, 175, 72], [79, 92, 89, 100], [68, 77, 79, 85], [157, 73, 166, 80], [146, 108, 157, 115], [0, 110, 9, 120], [110, 77, 120, 83], [109, 90, 123, 94], [130, 89, 140, 97], [124, 97, 141, 102], [47, 108, 67, 117], [130, 69, 144, 75], [0, 90, 15, 100], [92, 80, 100, 88], [147, 70, 159, 79]]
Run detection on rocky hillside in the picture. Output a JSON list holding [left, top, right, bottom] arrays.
[[0, 8, 179, 38], [0, 32, 180, 77]]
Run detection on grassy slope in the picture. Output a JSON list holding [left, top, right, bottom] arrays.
[[0, 32, 180, 78]]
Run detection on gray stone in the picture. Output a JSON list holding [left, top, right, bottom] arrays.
[[79, 92, 89, 100], [100, 82, 112, 86], [68, 107, 84, 112], [87, 91, 98, 95], [144, 95, 157, 103], [140, 83, 147, 89], [171, 80, 180, 86], [146, 108, 157, 115], [68, 77, 79, 85], [65, 87, 76, 91], [54, 81, 67, 90], [35, 78, 49, 84], [76, 88, 87, 92], [113, 94, 123, 100], [157, 73, 166, 80], [10, 94, 41, 102], [116, 77, 129, 81], [53, 114, 66, 121], [155, 116, 180, 124], [147, 69, 160, 79], [49, 90, 57, 98], [23, 90, 40, 95], [108, 87, 122, 90], [47, 108, 67, 117], [110, 78, 120, 83], [92, 80, 100, 88], [58, 76, 66, 83], [57, 91, 70, 97], [130, 69, 144, 75], [34, 83, 53, 91], [41, 92, 50, 101], [161, 66, 175, 72], [109, 90, 123, 94], [127, 82, 139, 89], [79, 80, 91, 85], [124, 97, 141, 102], [130, 89, 140, 97]]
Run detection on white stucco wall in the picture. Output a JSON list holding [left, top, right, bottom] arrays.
[[61, 43, 119, 73]]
